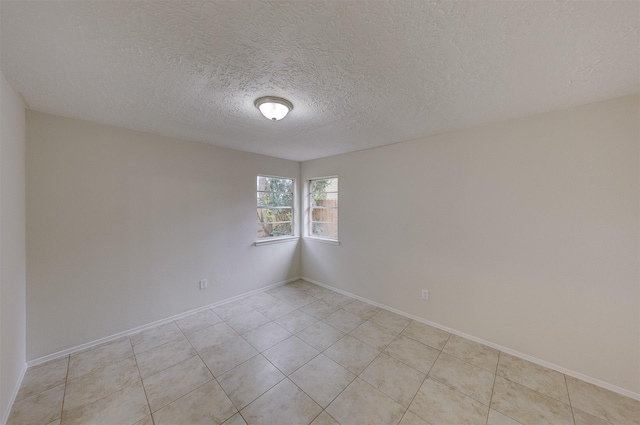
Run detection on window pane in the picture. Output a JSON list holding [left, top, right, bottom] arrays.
[[310, 178, 337, 193], [257, 208, 292, 223], [257, 176, 293, 193], [257, 175, 294, 239], [309, 177, 338, 240], [257, 222, 292, 238], [311, 208, 337, 224], [311, 222, 337, 238], [257, 192, 293, 207], [310, 191, 338, 207]]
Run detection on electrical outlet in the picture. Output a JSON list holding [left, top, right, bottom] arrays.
[[199, 279, 208, 290], [421, 289, 429, 300]]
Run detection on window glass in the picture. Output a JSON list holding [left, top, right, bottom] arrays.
[[257, 176, 294, 239], [309, 177, 338, 239]]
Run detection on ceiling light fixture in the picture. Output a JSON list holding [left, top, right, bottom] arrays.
[[254, 96, 293, 121]]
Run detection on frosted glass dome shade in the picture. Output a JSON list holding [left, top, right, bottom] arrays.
[[255, 96, 293, 121]]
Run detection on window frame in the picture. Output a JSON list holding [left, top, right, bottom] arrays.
[[306, 176, 339, 243], [256, 174, 296, 243]]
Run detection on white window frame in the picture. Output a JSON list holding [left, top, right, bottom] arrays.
[[255, 174, 297, 245], [306, 176, 339, 244]]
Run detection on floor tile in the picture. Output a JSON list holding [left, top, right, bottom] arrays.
[[12, 281, 638, 425], [429, 352, 495, 405], [409, 376, 489, 425], [488, 409, 523, 424], [289, 280, 316, 291], [491, 376, 574, 425], [297, 321, 345, 351], [311, 411, 340, 425], [323, 309, 363, 333], [370, 309, 411, 334], [343, 300, 380, 321], [326, 378, 405, 425], [226, 310, 271, 334], [497, 352, 569, 404], [132, 417, 153, 425], [566, 375, 640, 425], [267, 284, 304, 299], [242, 292, 281, 310], [61, 381, 149, 425], [135, 336, 196, 378], [572, 408, 612, 425], [223, 413, 248, 425], [324, 335, 380, 375], [7, 383, 64, 425], [175, 309, 222, 334], [301, 299, 340, 319], [152, 380, 237, 425], [254, 298, 298, 320], [68, 336, 133, 380], [401, 321, 450, 350], [350, 320, 398, 350], [213, 299, 254, 321], [242, 321, 291, 352], [217, 354, 285, 409], [290, 354, 356, 408], [384, 334, 440, 374], [241, 379, 322, 425], [276, 290, 317, 309], [263, 336, 319, 375], [443, 334, 499, 372], [399, 411, 430, 425], [142, 355, 213, 412], [198, 336, 258, 377], [63, 356, 140, 413], [360, 352, 425, 407], [304, 285, 334, 299], [322, 291, 356, 309], [274, 309, 318, 333], [16, 357, 68, 402], [186, 322, 238, 352], [130, 323, 184, 355]]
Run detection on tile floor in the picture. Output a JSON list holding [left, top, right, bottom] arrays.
[[8, 280, 640, 425]]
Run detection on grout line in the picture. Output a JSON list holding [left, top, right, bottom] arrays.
[[565, 374, 577, 425], [131, 347, 154, 422], [399, 346, 444, 425], [486, 351, 499, 425], [58, 355, 71, 423]]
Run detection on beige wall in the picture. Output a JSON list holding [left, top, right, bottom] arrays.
[[26, 111, 301, 360], [301, 94, 640, 394], [0, 72, 26, 421]]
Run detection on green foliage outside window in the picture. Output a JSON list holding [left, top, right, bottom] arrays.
[[257, 176, 294, 238]]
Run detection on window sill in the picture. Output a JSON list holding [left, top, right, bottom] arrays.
[[304, 236, 340, 245], [254, 236, 299, 247]]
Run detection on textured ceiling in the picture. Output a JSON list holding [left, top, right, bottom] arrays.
[[1, 1, 638, 161]]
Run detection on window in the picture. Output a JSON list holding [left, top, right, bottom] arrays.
[[309, 177, 338, 239], [257, 176, 294, 239]]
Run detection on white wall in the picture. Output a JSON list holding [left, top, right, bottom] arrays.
[[0, 72, 26, 421], [26, 111, 300, 360], [301, 94, 640, 394]]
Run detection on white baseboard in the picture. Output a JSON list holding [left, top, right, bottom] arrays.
[[301, 276, 640, 401], [22, 273, 640, 402], [26, 276, 301, 368], [1, 362, 27, 425]]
